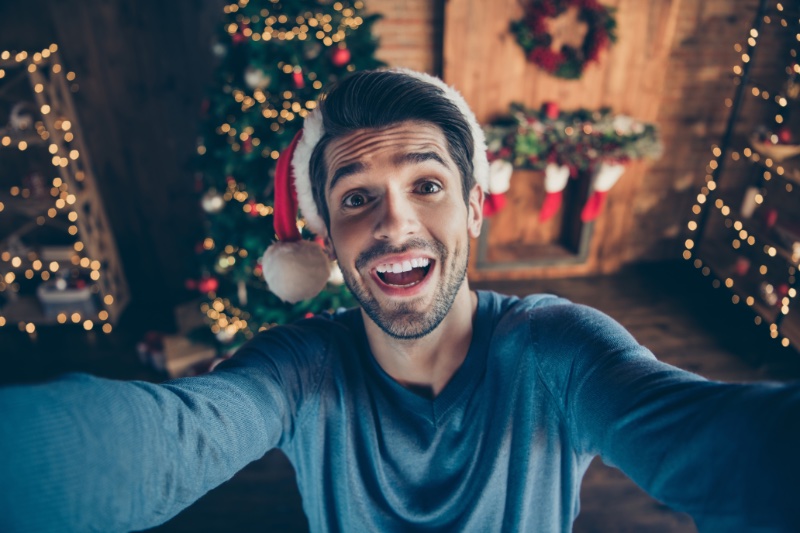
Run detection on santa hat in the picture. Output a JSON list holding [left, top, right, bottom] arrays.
[[261, 68, 490, 303]]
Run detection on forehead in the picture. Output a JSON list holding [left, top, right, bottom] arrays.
[[324, 121, 453, 187]]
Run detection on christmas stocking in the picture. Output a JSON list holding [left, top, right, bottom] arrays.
[[581, 162, 626, 222], [483, 159, 513, 217], [539, 163, 571, 222]]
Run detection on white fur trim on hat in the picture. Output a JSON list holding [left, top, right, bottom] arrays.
[[291, 68, 489, 237], [292, 109, 327, 236]]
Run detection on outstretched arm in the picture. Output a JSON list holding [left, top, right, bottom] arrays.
[[531, 302, 800, 531], [0, 323, 325, 532]]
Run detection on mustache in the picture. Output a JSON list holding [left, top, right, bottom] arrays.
[[355, 238, 446, 271]]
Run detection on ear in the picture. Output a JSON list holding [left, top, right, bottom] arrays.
[[322, 234, 337, 260], [467, 184, 484, 239]]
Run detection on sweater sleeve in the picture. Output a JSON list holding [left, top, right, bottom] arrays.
[[0, 323, 328, 533], [529, 301, 800, 532]]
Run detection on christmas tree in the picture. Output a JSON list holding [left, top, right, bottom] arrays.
[[192, 0, 383, 348]]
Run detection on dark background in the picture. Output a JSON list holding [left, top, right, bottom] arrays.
[[1, 0, 226, 330]]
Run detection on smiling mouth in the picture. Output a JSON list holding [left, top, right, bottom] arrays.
[[375, 258, 433, 287]]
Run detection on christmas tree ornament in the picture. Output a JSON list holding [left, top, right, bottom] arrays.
[[330, 46, 351, 67], [292, 68, 305, 89], [211, 42, 227, 58], [580, 161, 625, 222], [539, 163, 571, 222], [201, 189, 225, 213], [215, 328, 236, 344], [237, 280, 248, 306], [244, 67, 271, 90], [198, 276, 219, 293], [246, 198, 259, 216], [231, 23, 248, 45], [734, 257, 751, 277], [304, 41, 323, 60], [777, 126, 792, 144]]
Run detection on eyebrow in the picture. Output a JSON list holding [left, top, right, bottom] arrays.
[[328, 151, 450, 194], [328, 161, 367, 193], [393, 151, 448, 169]]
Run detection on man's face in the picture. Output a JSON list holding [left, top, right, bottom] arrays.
[[324, 121, 482, 339]]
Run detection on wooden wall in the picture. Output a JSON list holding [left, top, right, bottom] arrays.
[[443, 0, 781, 280]]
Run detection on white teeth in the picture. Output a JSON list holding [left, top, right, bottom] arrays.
[[375, 258, 431, 274]]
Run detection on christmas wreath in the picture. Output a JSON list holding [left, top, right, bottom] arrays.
[[511, 0, 617, 79]]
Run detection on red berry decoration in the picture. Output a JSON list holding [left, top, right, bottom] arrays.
[[198, 277, 219, 293], [331, 47, 351, 67], [542, 101, 560, 120], [292, 69, 305, 89], [777, 126, 792, 144]]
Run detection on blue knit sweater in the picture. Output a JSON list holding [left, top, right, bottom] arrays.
[[1, 291, 798, 532]]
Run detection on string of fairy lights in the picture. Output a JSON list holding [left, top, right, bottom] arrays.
[[684, 1, 800, 349], [0, 44, 117, 336]]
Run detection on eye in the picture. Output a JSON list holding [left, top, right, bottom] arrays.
[[342, 192, 369, 208], [416, 181, 442, 194]]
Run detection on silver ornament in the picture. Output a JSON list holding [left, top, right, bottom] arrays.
[[201, 189, 225, 213]]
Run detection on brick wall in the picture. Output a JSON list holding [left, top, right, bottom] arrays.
[[367, 0, 443, 74]]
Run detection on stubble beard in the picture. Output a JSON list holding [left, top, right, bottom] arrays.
[[338, 236, 469, 340]]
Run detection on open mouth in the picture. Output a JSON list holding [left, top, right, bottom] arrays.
[[375, 258, 433, 288]]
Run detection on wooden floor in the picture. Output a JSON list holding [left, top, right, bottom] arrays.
[[2, 261, 798, 532]]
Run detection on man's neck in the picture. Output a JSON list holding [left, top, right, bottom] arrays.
[[362, 284, 478, 399]]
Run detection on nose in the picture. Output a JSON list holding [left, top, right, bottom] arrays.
[[373, 190, 419, 241]]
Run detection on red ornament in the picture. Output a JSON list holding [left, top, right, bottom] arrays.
[[243, 138, 253, 153], [331, 47, 351, 67], [231, 23, 248, 44], [777, 126, 792, 144], [292, 69, 305, 89], [198, 277, 219, 293], [247, 199, 259, 217], [764, 208, 778, 229], [734, 257, 751, 277], [542, 101, 560, 120]]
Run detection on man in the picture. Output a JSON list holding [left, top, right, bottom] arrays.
[[1, 69, 798, 532]]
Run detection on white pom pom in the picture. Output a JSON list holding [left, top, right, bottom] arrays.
[[261, 240, 331, 303]]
